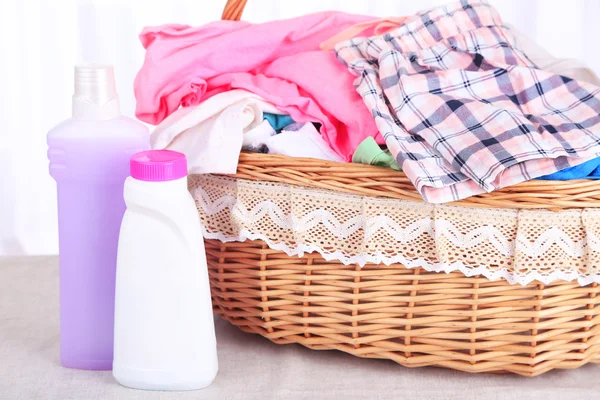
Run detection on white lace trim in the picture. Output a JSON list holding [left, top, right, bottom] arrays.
[[190, 174, 600, 286]]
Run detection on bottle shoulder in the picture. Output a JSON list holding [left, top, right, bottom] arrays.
[[47, 116, 149, 143], [122, 179, 203, 253], [124, 179, 199, 223]]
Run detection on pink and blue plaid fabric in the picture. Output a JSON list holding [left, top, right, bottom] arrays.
[[335, 0, 600, 203]]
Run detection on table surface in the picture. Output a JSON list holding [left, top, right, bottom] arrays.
[[2, 256, 600, 400]]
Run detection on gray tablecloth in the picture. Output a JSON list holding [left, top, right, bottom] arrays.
[[1, 256, 599, 400]]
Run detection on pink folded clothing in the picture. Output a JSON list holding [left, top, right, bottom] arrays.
[[134, 12, 382, 161]]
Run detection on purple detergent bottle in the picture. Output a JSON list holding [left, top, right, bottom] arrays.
[[47, 65, 150, 370]]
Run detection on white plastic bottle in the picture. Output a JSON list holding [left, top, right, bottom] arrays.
[[113, 150, 218, 391]]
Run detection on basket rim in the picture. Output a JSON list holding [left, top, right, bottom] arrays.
[[196, 152, 600, 210]]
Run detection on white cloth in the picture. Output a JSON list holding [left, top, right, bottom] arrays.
[[263, 123, 344, 161], [151, 90, 282, 174], [242, 120, 276, 152], [510, 25, 600, 86]]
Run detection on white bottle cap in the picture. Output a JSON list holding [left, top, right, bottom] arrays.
[[72, 64, 121, 120]]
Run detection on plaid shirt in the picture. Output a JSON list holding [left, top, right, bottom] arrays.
[[336, 0, 600, 203]]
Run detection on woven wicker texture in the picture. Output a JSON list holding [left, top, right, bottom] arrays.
[[206, 239, 600, 376], [205, 0, 600, 375], [234, 153, 600, 210]]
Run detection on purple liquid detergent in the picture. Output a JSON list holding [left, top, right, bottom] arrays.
[[47, 65, 149, 370]]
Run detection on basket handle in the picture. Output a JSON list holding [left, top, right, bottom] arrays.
[[222, 0, 248, 21]]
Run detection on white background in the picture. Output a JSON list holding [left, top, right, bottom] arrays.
[[1, 0, 599, 256]]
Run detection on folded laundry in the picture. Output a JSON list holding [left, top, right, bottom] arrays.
[[336, 0, 600, 203], [263, 113, 294, 132], [538, 157, 600, 180], [150, 89, 282, 174], [134, 12, 384, 161], [353, 136, 600, 180], [321, 17, 600, 87], [327, 14, 600, 180], [352, 137, 400, 170], [248, 122, 343, 162], [242, 120, 276, 153]]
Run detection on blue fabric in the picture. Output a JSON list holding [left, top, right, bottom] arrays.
[[263, 113, 294, 132], [538, 157, 600, 180]]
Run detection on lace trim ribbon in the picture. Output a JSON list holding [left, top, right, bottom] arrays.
[[189, 175, 600, 286]]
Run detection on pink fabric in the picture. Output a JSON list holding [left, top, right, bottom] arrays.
[[134, 12, 382, 161], [319, 17, 408, 50]]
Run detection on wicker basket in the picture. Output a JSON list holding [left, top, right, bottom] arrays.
[[197, 1, 600, 376]]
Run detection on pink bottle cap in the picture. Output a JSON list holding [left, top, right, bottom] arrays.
[[130, 150, 188, 182]]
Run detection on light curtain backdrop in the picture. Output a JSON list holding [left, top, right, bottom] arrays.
[[1, 0, 599, 255]]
